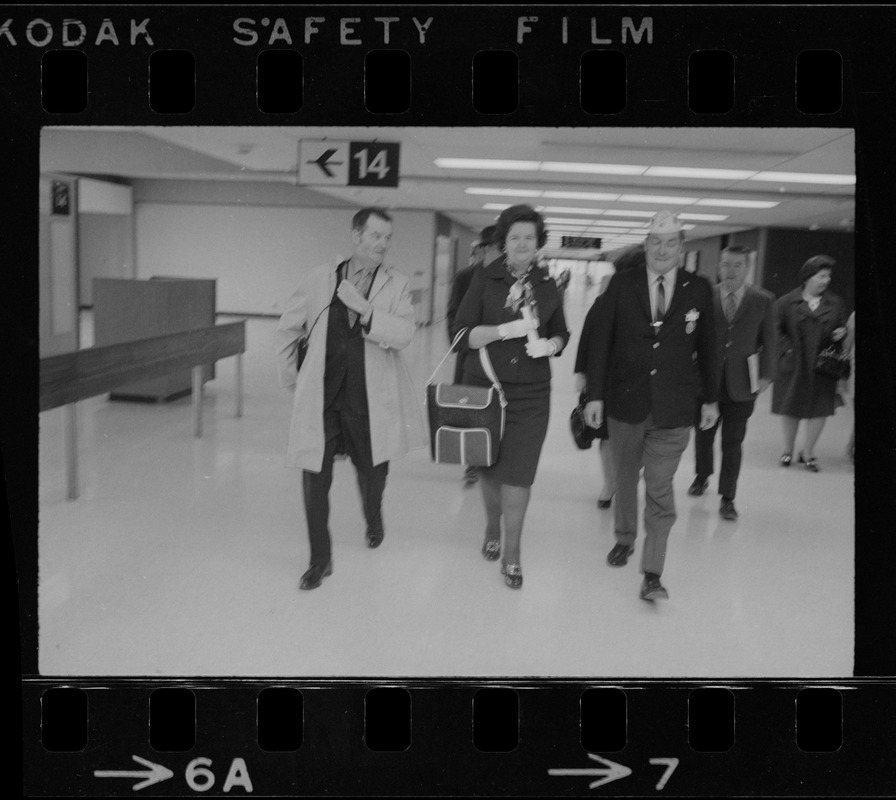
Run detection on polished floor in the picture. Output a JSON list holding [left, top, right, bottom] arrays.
[[38, 285, 855, 677]]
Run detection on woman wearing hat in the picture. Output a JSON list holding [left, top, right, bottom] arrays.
[[451, 204, 570, 588], [772, 255, 849, 471]]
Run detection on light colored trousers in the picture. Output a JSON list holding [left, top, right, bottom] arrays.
[[608, 415, 692, 576]]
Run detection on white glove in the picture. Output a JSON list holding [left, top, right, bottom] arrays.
[[498, 317, 538, 340], [525, 338, 556, 358]]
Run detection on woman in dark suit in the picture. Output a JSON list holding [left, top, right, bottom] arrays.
[[772, 255, 848, 471], [452, 205, 570, 588]]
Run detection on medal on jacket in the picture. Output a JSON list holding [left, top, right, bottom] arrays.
[[685, 308, 699, 335]]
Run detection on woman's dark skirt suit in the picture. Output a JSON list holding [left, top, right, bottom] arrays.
[[772, 287, 848, 418], [452, 259, 570, 487]]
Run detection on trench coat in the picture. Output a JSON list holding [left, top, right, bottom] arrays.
[[274, 261, 427, 471], [771, 287, 847, 418]]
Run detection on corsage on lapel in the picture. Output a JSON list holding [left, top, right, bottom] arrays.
[[685, 308, 699, 335]]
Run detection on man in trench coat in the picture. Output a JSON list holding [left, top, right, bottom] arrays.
[[275, 207, 427, 590]]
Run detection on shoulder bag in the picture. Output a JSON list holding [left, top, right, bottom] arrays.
[[424, 330, 506, 466]]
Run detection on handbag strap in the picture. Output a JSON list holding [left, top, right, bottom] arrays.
[[302, 260, 349, 344], [426, 329, 506, 407]]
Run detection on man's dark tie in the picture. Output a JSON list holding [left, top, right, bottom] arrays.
[[655, 274, 666, 322], [347, 268, 375, 327], [725, 292, 737, 323]]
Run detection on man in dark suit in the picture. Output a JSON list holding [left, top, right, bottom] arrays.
[[584, 211, 719, 601], [687, 245, 777, 520]]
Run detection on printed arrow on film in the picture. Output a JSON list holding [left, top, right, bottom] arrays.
[[94, 754, 174, 791], [309, 148, 342, 177], [548, 753, 632, 789]]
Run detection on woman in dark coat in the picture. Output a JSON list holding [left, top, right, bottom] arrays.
[[771, 255, 848, 471], [452, 205, 570, 588]]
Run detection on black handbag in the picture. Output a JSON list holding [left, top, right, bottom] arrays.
[[425, 331, 506, 466], [815, 342, 851, 380], [570, 392, 606, 449]]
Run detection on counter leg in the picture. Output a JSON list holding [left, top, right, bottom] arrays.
[[192, 366, 203, 438], [235, 352, 243, 418], [64, 402, 79, 500]]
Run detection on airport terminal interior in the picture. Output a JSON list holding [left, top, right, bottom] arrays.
[[37, 127, 855, 677]]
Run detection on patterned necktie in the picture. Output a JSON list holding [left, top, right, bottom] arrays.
[[347, 268, 375, 327], [655, 274, 666, 322], [725, 292, 737, 323]]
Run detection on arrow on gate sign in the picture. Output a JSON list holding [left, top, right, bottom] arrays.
[[548, 753, 632, 789], [309, 148, 343, 177], [94, 754, 174, 791]]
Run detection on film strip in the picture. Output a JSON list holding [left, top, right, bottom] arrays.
[[5, 3, 895, 796]]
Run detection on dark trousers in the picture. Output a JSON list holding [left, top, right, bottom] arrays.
[[302, 408, 389, 566], [608, 415, 691, 577], [694, 380, 755, 499]]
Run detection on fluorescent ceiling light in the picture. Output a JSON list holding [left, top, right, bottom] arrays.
[[695, 198, 780, 208], [748, 171, 855, 185], [435, 158, 540, 170], [644, 166, 756, 180], [542, 190, 621, 201], [548, 217, 648, 228], [603, 209, 657, 218], [544, 217, 601, 225], [482, 203, 512, 211], [540, 161, 647, 175], [618, 194, 698, 205], [540, 206, 607, 215], [678, 213, 729, 222], [682, 224, 696, 230], [465, 187, 543, 197]]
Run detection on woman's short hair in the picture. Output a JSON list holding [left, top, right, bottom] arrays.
[[798, 254, 836, 285], [494, 204, 548, 249]]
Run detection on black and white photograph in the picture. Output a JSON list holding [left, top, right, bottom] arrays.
[[37, 125, 856, 678]]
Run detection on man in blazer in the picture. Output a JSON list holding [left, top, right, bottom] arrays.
[[275, 207, 427, 591], [584, 211, 719, 602], [687, 246, 777, 520]]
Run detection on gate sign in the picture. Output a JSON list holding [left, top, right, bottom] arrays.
[[298, 140, 400, 188]]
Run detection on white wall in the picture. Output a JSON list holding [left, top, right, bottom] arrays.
[[134, 191, 437, 316]]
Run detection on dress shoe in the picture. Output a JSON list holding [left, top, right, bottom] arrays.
[[501, 562, 523, 589], [481, 539, 501, 561], [798, 452, 820, 472], [606, 543, 634, 567], [780, 453, 792, 467], [640, 573, 669, 601], [597, 497, 613, 509], [688, 476, 710, 496], [299, 562, 332, 590], [366, 530, 384, 548], [719, 497, 738, 521]]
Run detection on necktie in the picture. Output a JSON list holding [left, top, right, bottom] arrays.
[[655, 275, 666, 322], [347, 268, 375, 327], [725, 292, 737, 323]]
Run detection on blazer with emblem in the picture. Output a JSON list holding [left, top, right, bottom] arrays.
[[710, 284, 777, 403], [585, 267, 719, 427]]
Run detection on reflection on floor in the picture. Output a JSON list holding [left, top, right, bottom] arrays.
[[38, 292, 854, 677]]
